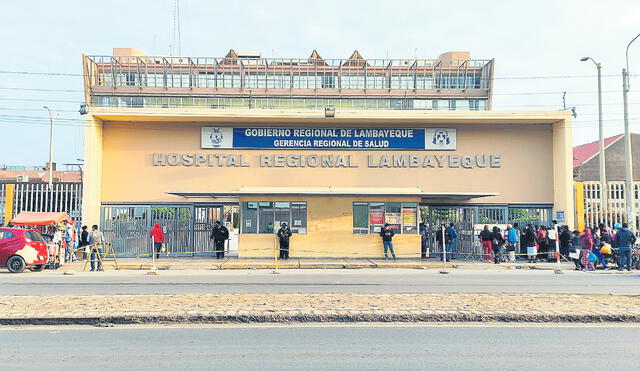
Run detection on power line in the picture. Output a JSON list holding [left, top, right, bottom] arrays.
[[0, 68, 638, 81]]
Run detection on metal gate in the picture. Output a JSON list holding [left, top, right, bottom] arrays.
[[426, 206, 477, 259], [193, 206, 223, 255]]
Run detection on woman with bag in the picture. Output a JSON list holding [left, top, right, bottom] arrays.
[[580, 228, 595, 272], [569, 230, 583, 270]]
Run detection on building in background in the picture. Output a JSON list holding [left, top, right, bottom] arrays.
[[80, 48, 573, 258], [573, 133, 640, 230], [0, 164, 83, 225]]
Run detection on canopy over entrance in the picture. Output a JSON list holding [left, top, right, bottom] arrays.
[[166, 187, 498, 201], [10, 211, 73, 226]]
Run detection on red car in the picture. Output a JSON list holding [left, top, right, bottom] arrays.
[[0, 228, 49, 273]]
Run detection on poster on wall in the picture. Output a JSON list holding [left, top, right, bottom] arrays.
[[370, 210, 385, 225], [385, 213, 401, 225], [402, 209, 417, 226]]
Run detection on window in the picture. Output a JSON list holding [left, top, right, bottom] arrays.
[[469, 100, 479, 111], [25, 231, 44, 242], [448, 100, 457, 110], [321, 76, 335, 88], [242, 201, 307, 234], [0, 230, 15, 240], [352, 202, 418, 234]]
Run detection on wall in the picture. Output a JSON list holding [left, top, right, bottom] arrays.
[[238, 196, 420, 258], [99, 121, 555, 206]]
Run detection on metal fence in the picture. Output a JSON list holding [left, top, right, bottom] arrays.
[[85, 55, 493, 92], [0, 182, 82, 225], [423, 206, 552, 260], [101, 205, 226, 257], [582, 181, 640, 231]]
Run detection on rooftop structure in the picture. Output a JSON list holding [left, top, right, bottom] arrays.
[[82, 49, 494, 111]]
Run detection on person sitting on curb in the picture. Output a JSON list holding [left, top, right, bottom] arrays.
[[379, 223, 397, 261]]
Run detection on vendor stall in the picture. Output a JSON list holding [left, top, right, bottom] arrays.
[[10, 212, 74, 269]]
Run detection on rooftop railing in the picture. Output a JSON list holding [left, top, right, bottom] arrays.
[[84, 55, 493, 93]]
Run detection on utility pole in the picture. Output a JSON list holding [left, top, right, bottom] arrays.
[[622, 33, 640, 230], [43, 106, 54, 190], [580, 57, 606, 221]]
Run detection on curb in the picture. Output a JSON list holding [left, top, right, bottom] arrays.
[[3, 313, 640, 326]]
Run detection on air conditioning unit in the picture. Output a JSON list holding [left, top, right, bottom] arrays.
[[16, 175, 29, 183]]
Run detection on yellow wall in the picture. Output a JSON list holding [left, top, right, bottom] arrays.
[[238, 196, 420, 258], [81, 115, 103, 225], [82, 108, 575, 256], [99, 121, 555, 205]]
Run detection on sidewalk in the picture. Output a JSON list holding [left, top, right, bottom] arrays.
[[68, 257, 578, 271], [2, 293, 639, 325]]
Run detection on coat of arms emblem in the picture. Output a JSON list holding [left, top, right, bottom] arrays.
[[209, 128, 224, 147], [432, 130, 451, 146]]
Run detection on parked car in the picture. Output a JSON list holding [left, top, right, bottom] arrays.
[[0, 228, 49, 273]]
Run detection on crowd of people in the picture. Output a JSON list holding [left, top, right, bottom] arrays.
[[412, 220, 638, 270]]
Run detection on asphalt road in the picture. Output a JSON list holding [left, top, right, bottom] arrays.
[[1, 324, 638, 370], [0, 268, 638, 295]]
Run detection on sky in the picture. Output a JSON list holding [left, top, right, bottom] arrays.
[[0, 0, 638, 166]]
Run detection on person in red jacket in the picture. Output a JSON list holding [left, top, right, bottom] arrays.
[[149, 223, 165, 259]]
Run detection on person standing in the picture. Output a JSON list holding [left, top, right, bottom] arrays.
[[492, 226, 504, 264], [523, 225, 537, 263], [506, 224, 518, 262], [559, 226, 572, 259], [63, 221, 77, 263], [277, 223, 292, 260], [150, 223, 165, 259], [479, 225, 493, 263], [614, 223, 637, 271], [210, 221, 230, 259], [79, 225, 89, 261], [379, 223, 397, 261], [569, 230, 584, 270], [536, 226, 548, 262], [419, 222, 429, 259], [446, 223, 458, 260], [88, 225, 105, 271], [580, 228, 595, 272], [547, 224, 558, 261]]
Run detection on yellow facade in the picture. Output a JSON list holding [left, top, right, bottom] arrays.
[[238, 196, 420, 258], [82, 108, 574, 258]]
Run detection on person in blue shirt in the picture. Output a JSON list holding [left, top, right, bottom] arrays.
[[614, 223, 637, 271], [506, 224, 519, 262], [445, 223, 458, 261]]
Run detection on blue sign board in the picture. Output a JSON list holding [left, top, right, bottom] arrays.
[[202, 127, 453, 150]]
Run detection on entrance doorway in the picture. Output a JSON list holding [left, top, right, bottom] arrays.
[[423, 206, 477, 259]]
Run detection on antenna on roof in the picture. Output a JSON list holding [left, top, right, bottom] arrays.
[[171, 0, 182, 56], [561, 91, 577, 118]]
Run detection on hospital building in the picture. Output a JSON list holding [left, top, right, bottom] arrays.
[[80, 48, 574, 257]]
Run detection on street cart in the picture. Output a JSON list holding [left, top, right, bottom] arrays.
[[10, 212, 74, 269]]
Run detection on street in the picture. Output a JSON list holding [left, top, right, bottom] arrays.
[[1, 324, 638, 370], [0, 268, 637, 295]]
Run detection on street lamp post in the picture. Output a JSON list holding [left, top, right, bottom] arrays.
[[43, 106, 55, 190], [622, 33, 640, 230], [580, 57, 606, 221]]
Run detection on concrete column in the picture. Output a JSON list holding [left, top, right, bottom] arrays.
[[552, 116, 575, 228], [81, 115, 103, 226]]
